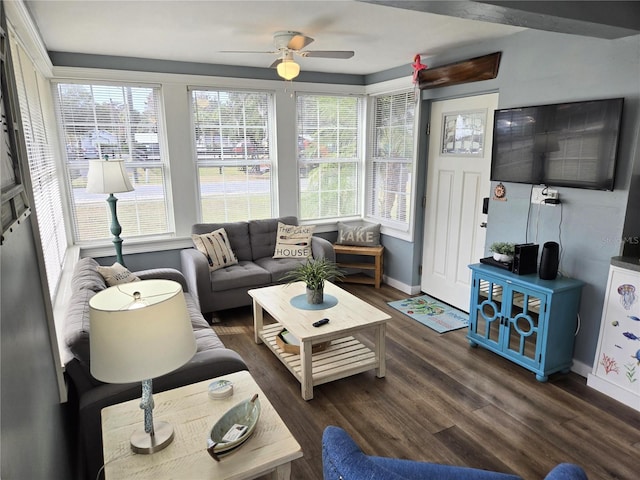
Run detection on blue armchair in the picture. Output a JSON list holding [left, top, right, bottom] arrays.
[[322, 426, 588, 480]]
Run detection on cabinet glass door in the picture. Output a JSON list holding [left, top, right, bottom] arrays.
[[471, 278, 504, 346], [503, 284, 545, 367]]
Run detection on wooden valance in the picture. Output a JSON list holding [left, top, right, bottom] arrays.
[[417, 52, 501, 90]]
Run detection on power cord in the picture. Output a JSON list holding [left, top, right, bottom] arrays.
[[525, 184, 533, 243], [96, 464, 105, 480]]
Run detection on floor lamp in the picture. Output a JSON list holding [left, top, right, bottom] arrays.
[[86, 157, 134, 266], [89, 279, 197, 453]]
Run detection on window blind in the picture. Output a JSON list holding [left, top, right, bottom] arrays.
[[366, 90, 416, 229], [191, 89, 273, 222], [54, 82, 170, 242], [12, 38, 67, 298], [296, 94, 361, 221]]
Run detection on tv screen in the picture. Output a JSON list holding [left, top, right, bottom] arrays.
[[490, 98, 624, 190]]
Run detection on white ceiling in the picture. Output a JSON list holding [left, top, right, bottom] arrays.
[[24, 0, 527, 75]]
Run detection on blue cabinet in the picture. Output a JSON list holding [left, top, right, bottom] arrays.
[[467, 263, 584, 381]]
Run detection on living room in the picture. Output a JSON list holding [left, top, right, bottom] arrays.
[[1, 1, 639, 479]]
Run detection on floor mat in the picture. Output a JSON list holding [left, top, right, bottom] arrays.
[[387, 295, 469, 333]]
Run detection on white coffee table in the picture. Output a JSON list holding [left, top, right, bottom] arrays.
[[249, 281, 390, 400], [101, 370, 302, 480]]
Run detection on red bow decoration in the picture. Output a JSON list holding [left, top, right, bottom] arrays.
[[412, 54, 428, 84]]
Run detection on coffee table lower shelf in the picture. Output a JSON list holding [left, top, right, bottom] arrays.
[[259, 323, 377, 394]]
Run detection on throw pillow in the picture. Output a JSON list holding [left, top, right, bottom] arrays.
[[336, 222, 381, 247], [96, 262, 141, 286], [273, 222, 315, 258], [192, 228, 238, 272]]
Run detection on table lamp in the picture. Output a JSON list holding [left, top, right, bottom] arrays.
[[89, 279, 197, 454], [86, 156, 134, 266]]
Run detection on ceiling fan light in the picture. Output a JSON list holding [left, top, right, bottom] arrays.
[[277, 59, 300, 80]]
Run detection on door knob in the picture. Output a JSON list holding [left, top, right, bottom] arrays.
[[480, 222, 487, 228]]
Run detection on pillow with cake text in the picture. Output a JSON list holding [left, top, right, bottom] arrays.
[[336, 222, 381, 247], [192, 228, 239, 272], [273, 222, 316, 258]]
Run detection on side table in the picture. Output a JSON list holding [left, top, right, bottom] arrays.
[[333, 244, 384, 288], [101, 370, 302, 479]]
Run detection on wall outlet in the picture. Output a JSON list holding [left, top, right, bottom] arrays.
[[531, 186, 558, 206]]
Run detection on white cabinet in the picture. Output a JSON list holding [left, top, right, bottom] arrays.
[[587, 262, 640, 411]]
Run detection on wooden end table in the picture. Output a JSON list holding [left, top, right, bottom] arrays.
[[101, 370, 302, 480], [249, 281, 390, 400], [333, 244, 384, 288]]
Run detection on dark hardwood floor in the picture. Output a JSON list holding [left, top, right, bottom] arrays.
[[213, 283, 640, 480]]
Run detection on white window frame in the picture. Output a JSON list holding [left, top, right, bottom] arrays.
[[365, 78, 420, 242], [188, 86, 277, 223], [52, 79, 176, 246], [295, 92, 366, 223], [10, 31, 68, 298]]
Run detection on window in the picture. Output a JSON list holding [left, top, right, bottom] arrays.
[[191, 89, 274, 222], [54, 82, 171, 242], [366, 90, 416, 230], [297, 94, 362, 221], [12, 38, 67, 297]]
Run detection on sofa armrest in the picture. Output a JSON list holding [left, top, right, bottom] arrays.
[[180, 248, 211, 312], [134, 268, 189, 292], [76, 348, 247, 480], [312, 235, 336, 262]]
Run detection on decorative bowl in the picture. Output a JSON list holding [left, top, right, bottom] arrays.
[[206, 393, 260, 461]]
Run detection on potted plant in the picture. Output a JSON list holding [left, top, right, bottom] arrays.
[[281, 258, 345, 304], [489, 242, 515, 263]]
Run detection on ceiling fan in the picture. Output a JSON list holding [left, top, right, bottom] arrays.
[[221, 31, 355, 80]]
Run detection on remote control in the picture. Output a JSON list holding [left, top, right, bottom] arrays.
[[313, 318, 330, 327]]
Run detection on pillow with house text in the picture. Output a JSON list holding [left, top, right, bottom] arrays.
[[273, 222, 315, 258]]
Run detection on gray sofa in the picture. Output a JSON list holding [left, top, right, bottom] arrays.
[[63, 257, 247, 480], [180, 216, 335, 314]]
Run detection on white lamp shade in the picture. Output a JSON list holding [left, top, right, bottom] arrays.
[[277, 59, 300, 80], [86, 159, 134, 194], [89, 280, 197, 383]]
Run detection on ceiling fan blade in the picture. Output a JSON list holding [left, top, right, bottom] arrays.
[[300, 50, 354, 59], [219, 50, 277, 54], [287, 34, 314, 51]]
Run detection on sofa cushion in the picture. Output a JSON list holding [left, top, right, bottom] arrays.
[[210, 261, 271, 292], [254, 256, 305, 283], [192, 228, 238, 272], [96, 262, 141, 286], [71, 257, 107, 293], [184, 293, 226, 351], [192, 221, 252, 261], [249, 216, 297, 260], [273, 222, 315, 258], [65, 287, 96, 368]]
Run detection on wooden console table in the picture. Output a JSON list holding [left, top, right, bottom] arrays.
[[333, 244, 384, 288]]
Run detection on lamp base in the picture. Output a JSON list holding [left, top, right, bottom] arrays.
[[130, 421, 174, 454]]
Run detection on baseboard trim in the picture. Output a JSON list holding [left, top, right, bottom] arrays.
[[382, 275, 421, 295], [571, 359, 591, 379]]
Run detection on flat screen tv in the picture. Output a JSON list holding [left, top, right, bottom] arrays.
[[490, 98, 624, 191]]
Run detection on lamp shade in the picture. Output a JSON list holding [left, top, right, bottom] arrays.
[[89, 280, 196, 383], [277, 59, 300, 80], [86, 159, 134, 194]]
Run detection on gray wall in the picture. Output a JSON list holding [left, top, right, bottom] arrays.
[[92, 27, 640, 369], [1, 219, 74, 479], [411, 29, 640, 367]]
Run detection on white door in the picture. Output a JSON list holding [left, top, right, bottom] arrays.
[[420, 93, 498, 311]]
